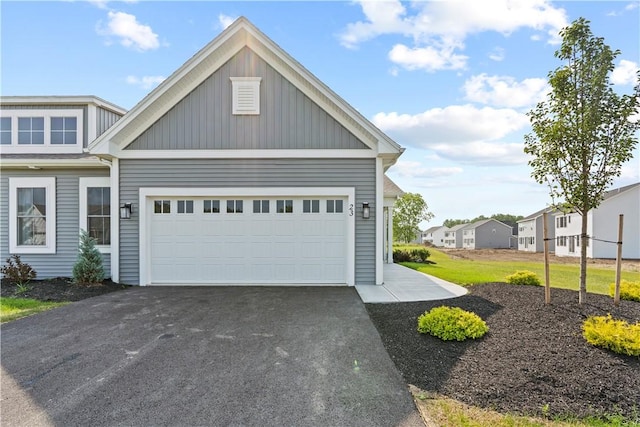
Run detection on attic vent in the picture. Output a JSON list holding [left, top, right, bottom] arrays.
[[231, 77, 261, 115]]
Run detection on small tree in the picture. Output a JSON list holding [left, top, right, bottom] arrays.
[[524, 18, 639, 304], [393, 192, 435, 243], [73, 230, 104, 285]]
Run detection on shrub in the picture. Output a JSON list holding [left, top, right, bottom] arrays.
[[583, 314, 640, 357], [393, 250, 413, 263], [410, 248, 431, 263], [417, 306, 489, 341], [0, 255, 37, 285], [72, 230, 104, 285], [609, 280, 640, 302], [505, 270, 541, 286], [393, 248, 431, 263]]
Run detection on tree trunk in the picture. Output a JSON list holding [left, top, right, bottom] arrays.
[[579, 212, 588, 304]]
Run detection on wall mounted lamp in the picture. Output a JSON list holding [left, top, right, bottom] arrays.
[[362, 202, 370, 219], [120, 203, 132, 219]]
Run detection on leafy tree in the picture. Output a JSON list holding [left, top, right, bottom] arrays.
[[393, 193, 434, 243], [73, 230, 105, 285], [524, 18, 639, 304]]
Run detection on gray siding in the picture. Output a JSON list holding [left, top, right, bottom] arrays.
[[1, 104, 90, 147], [476, 223, 512, 249], [119, 158, 375, 285], [96, 107, 123, 137], [0, 168, 111, 279], [128, 48, 369, 151]]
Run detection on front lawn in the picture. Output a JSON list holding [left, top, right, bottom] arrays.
[[397, 247, 640, 295], [0, 297, 67, 323]]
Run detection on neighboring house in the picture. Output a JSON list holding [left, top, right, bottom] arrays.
[[443, 224, 466, 249], [383, 175, 404, 263], [422, 225, 446, 247], [461, 219, 513, 250], [554, 183, 639, 259], [1, 17, 404, 286], [517, 208, 556, 253]]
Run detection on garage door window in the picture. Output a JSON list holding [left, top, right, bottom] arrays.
[[303, 199, 320, 213], [154, 200, 171, 214], [327, 200, 343, 213], [203, 200, 220, 213], [177, 200, 194, 214], [253, 200, 269, 213], [277, 200, 293, 213], [227, 200, 243, 213]]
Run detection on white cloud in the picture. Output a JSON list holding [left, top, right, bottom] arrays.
[[125, 75, 165, 89], [611, 59, 639, 85], [340, 0, 568, 71], [463, 74, 549, 108], [626, 3, 638, 11], [391, 160, 463, 179], [218, 13, 236, 30], [430, 141, 527, 165], [488, 47, 505, 61], [97, 11, 159, 51]]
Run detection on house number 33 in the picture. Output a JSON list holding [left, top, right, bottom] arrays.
[[349, 204, 354, 216]]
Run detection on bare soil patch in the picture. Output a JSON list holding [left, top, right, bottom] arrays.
[[367, 283, 640, 421], [440, 248, 640, 272]]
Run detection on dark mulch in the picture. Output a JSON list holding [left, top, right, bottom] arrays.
[[1, 278, 129, 302], [366, 283, 640, 420]]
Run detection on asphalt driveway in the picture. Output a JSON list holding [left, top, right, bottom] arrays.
[[1, 287, 422, 426]]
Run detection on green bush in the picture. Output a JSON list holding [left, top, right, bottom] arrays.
[[609, 280, 640, 302], [583, 314, 640, 357], [0, 255, 37, 285], [505, 270, 541, 286], [72, 230, 104, 285], [410, 248, 431, 263], [417, 306, 489, 341], [393, 248, 431, 263]]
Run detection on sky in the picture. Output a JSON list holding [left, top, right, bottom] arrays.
[[1, 0, 639, 227]]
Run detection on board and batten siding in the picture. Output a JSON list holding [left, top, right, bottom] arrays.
[[119, 158, 376, 285], [96, 106, 123, 137], [127, 47, 369, 151], [0, 168, 111, 279]]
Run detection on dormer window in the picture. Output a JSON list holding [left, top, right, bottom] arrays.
[[0, 109, 83, 153], [231, 77, 261, 115]]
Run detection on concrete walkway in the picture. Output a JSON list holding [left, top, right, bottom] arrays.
[[356, 263, 468, 303]]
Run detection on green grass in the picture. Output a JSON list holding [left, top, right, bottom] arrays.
[[396, 246, 640, 296], [0, 297, 67, 323]]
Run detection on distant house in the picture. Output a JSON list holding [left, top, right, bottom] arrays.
[[422, 225, 447, 247], [443, 224, 466, 249], [517, 208, 556, 253], [555, 183, 639, 259], [461, 219, 513, 250]]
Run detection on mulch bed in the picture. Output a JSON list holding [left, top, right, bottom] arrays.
[[366, 283, 640, 420], [1, 278, 129, 302]]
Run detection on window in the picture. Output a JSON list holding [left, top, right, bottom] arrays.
[[326, 199, 343, 213], [227, 200, 243, 213], [154, 200, 171, 214], [203, 200, 220, 213], [557, 216, 569, 228], [79, 178, 110, 252], [177, 200, 194, 214], [556, 236, 567, 247], [9, 177, 56, 254], [0, 117, 11, 145], [51, 117, 77, 145], [303, 199, 319, 213], [231, 77, 261, 115], [253, 200, 269, 213], [18, 117, 45, 144], [276, 200, 293, 213]]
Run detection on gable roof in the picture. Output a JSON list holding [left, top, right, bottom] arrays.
[[423, 225, 444, 234], [448, 224, 468, 232], [603, 182, 639, 201], [0, 95, 126, 115], [464, 219, 512, 230], [384, 175, 404, 198], [519, 207, 555, 222], [89, 17, 403, 166]]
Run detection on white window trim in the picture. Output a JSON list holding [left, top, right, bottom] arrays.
[[79, 177, 111, 254], [9, 177, 56, 254], [230, 77, 261, 115], [0, 109, 84, 154]]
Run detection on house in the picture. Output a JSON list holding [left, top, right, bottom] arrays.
[[0, 17, 404, 286], [443, 224, 466, 248], [422, 225, 446, 247], [461, 219, 513, 250], [517, 207, 556, 253], [554, 183, 639, 259]]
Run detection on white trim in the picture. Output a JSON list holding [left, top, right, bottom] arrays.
[[0, 109, 84, 154], [375, 158, 384, 284], [0, 96, 127, 115], [138, 187, 355, 287], [0, 157, 107, 169], [116, 149, 376, 159], [9, 177, 56, 254], [110, 159, 120, 282], [79, 177, 111, 254]]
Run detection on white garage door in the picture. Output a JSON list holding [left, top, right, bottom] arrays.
[[147, 196, 348, 284]]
